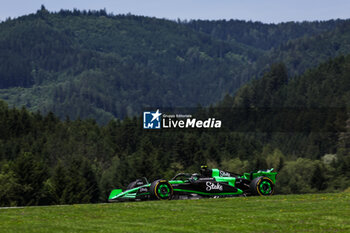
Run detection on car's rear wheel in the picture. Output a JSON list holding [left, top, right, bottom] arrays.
[[150, 179, 173, 200], [250, 176, 275, 196]]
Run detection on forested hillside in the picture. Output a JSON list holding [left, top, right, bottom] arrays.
[[189, 19, 350, 79], [0, 55, 349, 206], [188, 19, 342, 50], [0, 7, 258, 123], [0, 7, 350, 123]]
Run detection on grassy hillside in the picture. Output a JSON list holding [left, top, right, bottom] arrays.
[[1, 193, 349, 232]]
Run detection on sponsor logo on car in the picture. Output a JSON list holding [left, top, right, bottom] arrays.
[[219, 171, 231, 177], [206, 182, 223, 191], [139, 187, 148, 192]]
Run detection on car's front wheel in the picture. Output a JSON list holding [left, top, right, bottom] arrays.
[[150, 179, 173, 200], [250, 176, 275, 196]]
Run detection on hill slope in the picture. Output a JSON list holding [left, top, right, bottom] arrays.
[[216, 55, 350, 158], [1, 8, 350, 123], [0, 8, 259, 123]]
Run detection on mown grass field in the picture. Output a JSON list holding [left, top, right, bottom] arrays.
[[0, 193, 349, 232]]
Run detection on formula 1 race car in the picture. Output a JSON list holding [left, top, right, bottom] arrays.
[[108, 166, 277, 202]]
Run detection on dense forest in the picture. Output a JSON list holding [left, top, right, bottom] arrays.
[[0, 53, 349, 206], [1, 7, 350, 123]]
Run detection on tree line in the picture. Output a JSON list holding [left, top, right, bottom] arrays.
[[0, 54, 349, 206]]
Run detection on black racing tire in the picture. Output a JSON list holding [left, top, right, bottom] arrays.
[[250, 176, 275, 196], [150, 179, 173, 200]]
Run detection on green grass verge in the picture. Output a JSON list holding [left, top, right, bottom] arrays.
[[0, 193, 349, 232]]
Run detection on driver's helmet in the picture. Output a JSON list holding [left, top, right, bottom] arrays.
[[200, 165, 212, 177]]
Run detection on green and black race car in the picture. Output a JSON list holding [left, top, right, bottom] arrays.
[[108, 166, 277, 202]]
